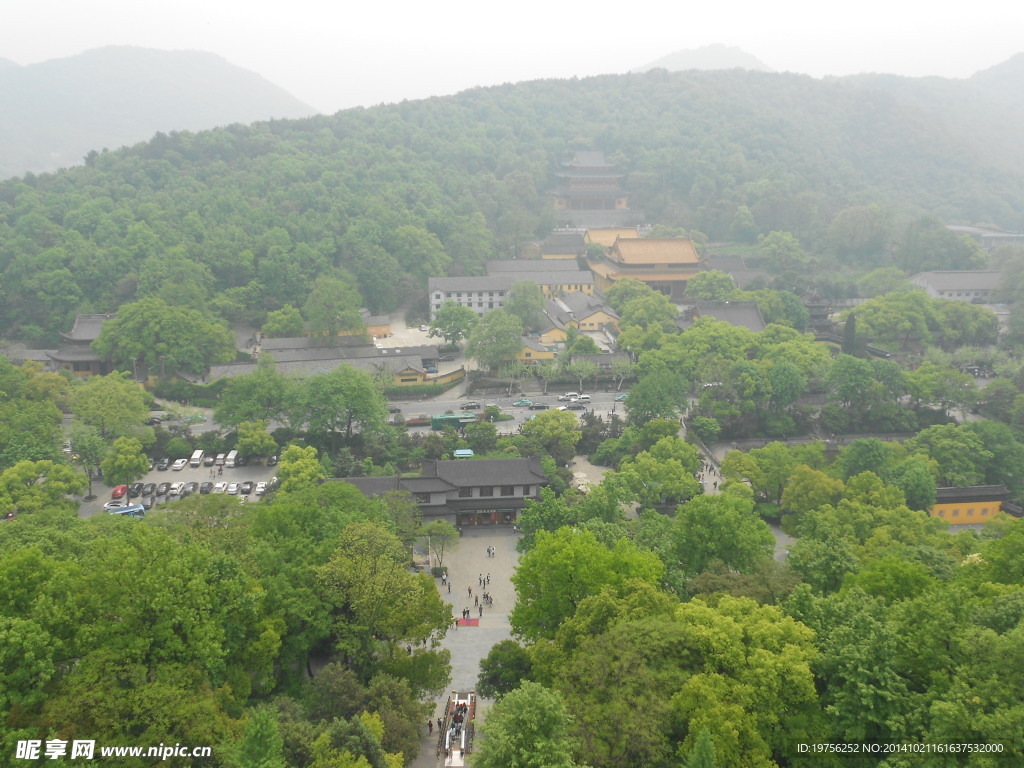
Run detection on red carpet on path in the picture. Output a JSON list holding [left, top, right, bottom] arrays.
[[457, 618, 479, 627]]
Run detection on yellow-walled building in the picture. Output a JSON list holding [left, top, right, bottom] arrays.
[[929, 485, 1008, 525]]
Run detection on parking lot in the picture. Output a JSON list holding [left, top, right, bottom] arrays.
[[78, 459, 280, 519]]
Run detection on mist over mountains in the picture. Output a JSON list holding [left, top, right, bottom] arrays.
[[0, 46, 317, 179]]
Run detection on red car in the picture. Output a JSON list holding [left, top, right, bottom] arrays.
[[111, 484, 129, 499]]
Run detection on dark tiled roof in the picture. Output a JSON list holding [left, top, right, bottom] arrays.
[[910, 271, 1003, 291], [676, 301, 766, 333], [935, 485, 1008, 502], [48, 346, 103, 362], [208, 354, 424, 381], [430, 457, 548, 486], [486, 259, 578, 273], [559, 291, 618, 320], [340, 477, 403, 496], [60, 314, 113, 342], [260, 336, 371, 351], [429, 275, 511, 292], [542, 232, 586, 253]]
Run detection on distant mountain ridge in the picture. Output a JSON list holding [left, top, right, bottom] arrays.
[[0, 46, 317, 179], [633, 44, 774, 73]]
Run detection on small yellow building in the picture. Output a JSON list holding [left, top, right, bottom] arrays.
[[515, 338, 557, 364], [929, 485, 1008, 525]]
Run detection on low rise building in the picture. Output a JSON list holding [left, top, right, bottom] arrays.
[[333, 457, 550, 526], [930, 485, 1009, 525], [909, 270, 1003, 302]]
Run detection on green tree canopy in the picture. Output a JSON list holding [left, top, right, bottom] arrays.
[[465, 309, 525, 372], [91, 297, 236, 376], [428, 300, 479, 346]]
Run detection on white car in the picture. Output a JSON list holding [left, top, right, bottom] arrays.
[[212, 482, 227, 494], [419, 324, 429, 331], [103, 499, 130, 510], [558, 392, 579, 401], [169, 482, 185, 496], [254, 481, 268, 496], [226, 483, 239, 495], [171, 458, 188, 471]]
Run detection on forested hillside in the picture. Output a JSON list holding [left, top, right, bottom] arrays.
[[2, 65, 1023, 344]]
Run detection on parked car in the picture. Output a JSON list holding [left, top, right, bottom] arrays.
[[425, 366, 438, 374], [141, 483, 156, 497], [147, 457, 155, 471], [240, 481, 253, 495], [156, 482, 171, 496], [171, 458, 188, 471], [529, 402, 550, 410], [128, 483, 144, 498], [169, 482, 185, 496], [199, 482, 213, 495], [111, 484, 129, 499], [460, 401, 481, 410], [183, 482, 199, 496], [235, 455, 248, 467], [254, 481, 268, 496], [419, 324, 429, 331], [147, 417, 162, 426], [266, 455, 278, 467], [156, 457, 170, 471], [438, 354, 455, 362], [204, 455, 215, 467], [142, 495, 155, 509], [104, 499, 129, 510], [226, 483, 239, 495], [212, 482, 227, 494], [512, 399, 533, 407]]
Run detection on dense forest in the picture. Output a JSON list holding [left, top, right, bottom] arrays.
[[2, 64, 1024, 344]]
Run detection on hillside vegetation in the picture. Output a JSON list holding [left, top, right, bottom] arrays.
[[2, 65, 1023, 343]]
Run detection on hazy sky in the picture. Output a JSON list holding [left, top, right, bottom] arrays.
[[3, 0, 1023, 113]]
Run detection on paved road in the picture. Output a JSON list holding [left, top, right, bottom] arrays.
[[410, 527, 520, 768]]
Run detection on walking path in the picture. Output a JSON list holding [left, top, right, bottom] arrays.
[[411, 527, 520, 768]]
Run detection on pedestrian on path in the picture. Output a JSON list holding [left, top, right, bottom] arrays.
[[467, 586, 472, 597], [479, 605, 483, 618], [428, 720, 433, 735]]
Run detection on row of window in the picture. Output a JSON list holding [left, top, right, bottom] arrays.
[[936, 290, 990, 298], [459, 485, 529, 498], [935, 506, 994, 517], [434, 291, 507, 300]]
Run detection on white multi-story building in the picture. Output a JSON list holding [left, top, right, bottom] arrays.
[[428, 276, 510, 318]]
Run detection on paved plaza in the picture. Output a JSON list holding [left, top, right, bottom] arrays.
[[411, 526, 520, 768]]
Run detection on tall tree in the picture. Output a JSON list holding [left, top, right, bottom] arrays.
[[504, 280, 547, 332], [472, 682, 584, 768], [465, 310, 524, 372], [428, 300, 478, 346], [69, 372, 149, 437], [302, 274, 366, 338], [91, 297, 236, 376], [100, 436, 150, 486]]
